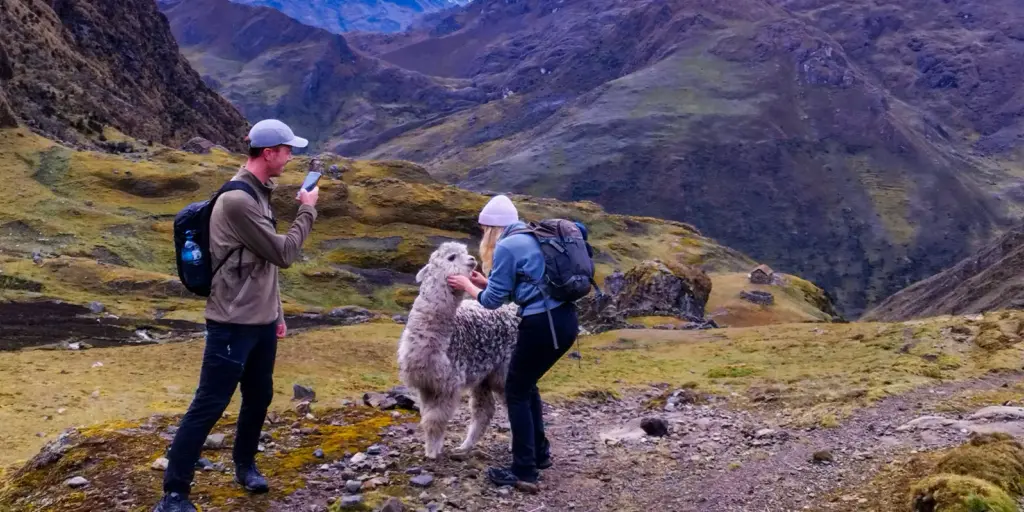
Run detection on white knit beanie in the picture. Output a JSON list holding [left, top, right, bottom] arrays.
[[478, 195, 519, 227]]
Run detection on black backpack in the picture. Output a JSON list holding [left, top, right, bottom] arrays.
[[507, 218, 598, 303], [173, 181, 258, 297], [507, 219, 600, 350]]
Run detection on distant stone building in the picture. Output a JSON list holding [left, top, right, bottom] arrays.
[[749, 264, 775, 285]]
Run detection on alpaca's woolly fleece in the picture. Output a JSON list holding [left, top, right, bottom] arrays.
[[397, 242, 520, 458]]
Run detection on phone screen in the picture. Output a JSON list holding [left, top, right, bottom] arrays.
[[301, 171, 321, 192]]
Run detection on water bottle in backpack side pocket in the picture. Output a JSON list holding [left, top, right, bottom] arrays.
[[182, 230, 203, 266]]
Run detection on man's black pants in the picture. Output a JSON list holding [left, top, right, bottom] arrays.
[[506, 303, 578, 481], [163, 320, 277, 495]]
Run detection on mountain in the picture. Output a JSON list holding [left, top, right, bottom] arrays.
[[1, 0, 247, 150], [159, 0, 489, 153], [355, 0, 1021, 317], [163, 0, 1024, 317], [862, 223, 1024, 322], [228, 0, 469, 34], [772, 0, 1024, 160]]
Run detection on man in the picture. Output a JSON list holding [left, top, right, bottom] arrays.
[[155, 120, 319, 512]]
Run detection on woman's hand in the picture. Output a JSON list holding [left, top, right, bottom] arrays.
[[447, 275, 474, 293], [469, 271, 488, 288]]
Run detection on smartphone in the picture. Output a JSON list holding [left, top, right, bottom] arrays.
[[298, 171, 321, 197]]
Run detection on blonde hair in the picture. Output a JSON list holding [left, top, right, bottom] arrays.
[[479, 225, 504, 275]]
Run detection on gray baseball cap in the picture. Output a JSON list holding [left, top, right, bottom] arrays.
[[247, 119, 308, 148]]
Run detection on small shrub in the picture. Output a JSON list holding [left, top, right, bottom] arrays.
[[934, 433, 1024, 494], [706, 365, 758, 379], [819, 414, 840, 429], [911, 474, 1016, 512]]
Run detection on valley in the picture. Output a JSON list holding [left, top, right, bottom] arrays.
[[159, 0, 1024, 317]]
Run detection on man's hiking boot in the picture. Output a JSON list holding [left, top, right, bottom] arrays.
[[537, 454, 553, 470], [152, 492, 196, 512], [235, 462, 269, 493]]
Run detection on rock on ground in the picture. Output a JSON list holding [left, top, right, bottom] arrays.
[[64, 476, 89, 488], [410, 474, 434, 488], [293, 384, 316, 401], [203, 433, 226, 449], [327, 306, 374, 325], [641, 417, 670, 437]]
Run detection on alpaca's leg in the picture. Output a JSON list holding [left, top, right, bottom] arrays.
[[458, 384, 496, 452], [422, 394, 456, 459], [486, 373, 512, 453]]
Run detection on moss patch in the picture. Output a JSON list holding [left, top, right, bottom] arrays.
[[911, 474, 1017, 512], [0, 407, 404, 511]]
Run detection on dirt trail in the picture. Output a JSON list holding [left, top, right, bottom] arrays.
[[272, 371, 1024, 512]]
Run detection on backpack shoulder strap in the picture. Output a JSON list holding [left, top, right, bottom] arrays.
[[504, 226, 534, 238], [208, 180, 260, 278], [214, 180, 259, 203]]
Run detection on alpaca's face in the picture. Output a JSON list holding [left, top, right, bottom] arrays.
[[417, 242, 477, 283]]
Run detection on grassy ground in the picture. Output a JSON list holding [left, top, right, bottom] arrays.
[[705, 272, 835, 326], [3, 310, 1022, 470]]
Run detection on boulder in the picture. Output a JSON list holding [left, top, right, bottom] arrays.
[[640, 417, 670, 437], [739, 290, 775, 306], [345, 479, 362, 493], [969, 406, 1024, 422], [339, 495, 364, 509], [203, 433, 226, 449], [328, 306, 374, 325], [578, 260, 713, 333], [64, 476, 89, 488], [410, 474, 434, 488], [181, 137, 218, 154], [615, 260, 711, 319], [378, 497, 407, 512], [27, 430, 80, 470], [293, 384, 316, 402], [897, 416, 968, 432], [576, 292, 629, 334], [363, 386, 418, 411], [605, 270, 626, 296], [812, 450, 834, 464]]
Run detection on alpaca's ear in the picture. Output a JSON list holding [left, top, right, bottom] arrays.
[[416, 265, 430, 284]]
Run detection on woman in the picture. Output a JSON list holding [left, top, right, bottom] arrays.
[[447, 194, 579, 488]]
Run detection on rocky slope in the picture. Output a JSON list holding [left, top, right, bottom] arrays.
[[166, 0, 1024, 318], [228, 0, 469, 34], [1, 0, 248, 150], [771, 0, 1024, 161], [159, 0, 489, 154], [862, 222, 1024, 322]]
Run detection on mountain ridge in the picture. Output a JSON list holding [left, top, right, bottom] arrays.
[[2, 0, 248, 150], [863, 222, 1024, 322], [160, 0, 490, 155], [227, 0, 469, 34]]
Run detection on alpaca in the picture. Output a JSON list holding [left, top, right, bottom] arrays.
[[397, 242, 520, 459]]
